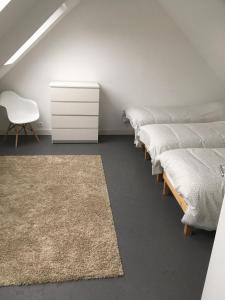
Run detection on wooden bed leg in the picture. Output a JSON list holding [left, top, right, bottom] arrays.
[[163, 173, 192, 237], [144, 147, 150, 160], [157, 174, 163, 183], [184, 225, 192, 237], [163, 179, 170, 196]]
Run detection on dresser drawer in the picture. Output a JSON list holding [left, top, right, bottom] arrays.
[[52, 102, 99, 115], [52, 129, 98, 143], [52, 116, 98, 129], [51, 88, 99, 102]]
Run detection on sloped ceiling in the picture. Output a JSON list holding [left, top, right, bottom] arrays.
[[0, 0, 65, 65], [0, 0, 69, 79], [157, 0, 225, 83], [0, 0, 37, 40], [1, 0, 225, 86]]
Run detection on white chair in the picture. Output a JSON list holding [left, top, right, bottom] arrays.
[[0, 90, 40, 147]]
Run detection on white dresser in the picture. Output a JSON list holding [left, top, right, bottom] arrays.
[[50, 81, 100, 143]]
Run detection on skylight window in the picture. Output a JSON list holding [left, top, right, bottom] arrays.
[[4, 3, 68, 65], [0, 0, 12, 12]]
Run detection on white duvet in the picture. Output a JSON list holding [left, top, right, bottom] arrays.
[[159, 148, 225, 230], [124, 102, 225, 146], [139, 122, 225, 175]]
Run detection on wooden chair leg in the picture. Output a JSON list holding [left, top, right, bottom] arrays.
[[144, 148, 150, 160], [23, 124, 28, 135], [29, 123, 40, 142], [184, 224, 192, 237], [163, 179, 170, 196], [4, 123, 16, 140], [15, 127, 19, 148], [4, 123, 12, 141]]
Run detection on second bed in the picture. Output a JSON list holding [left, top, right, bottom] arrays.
[[139, 121, 225, 175]]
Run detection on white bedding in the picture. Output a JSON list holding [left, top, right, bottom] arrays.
[[124, 102, 225, 146], [159, 148, 225, 230], [139, 121, 225, 175]]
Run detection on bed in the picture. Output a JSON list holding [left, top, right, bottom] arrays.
[[124, 101, 225, 146], [159, 148, 225, 235], [139, 121, 225, 175]]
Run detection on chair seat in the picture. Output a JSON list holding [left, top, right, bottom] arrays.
[[8, 110, 39, 124]]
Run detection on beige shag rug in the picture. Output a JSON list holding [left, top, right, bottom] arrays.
[[0, 155, 123, 286]]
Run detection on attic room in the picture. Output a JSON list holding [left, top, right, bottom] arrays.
[[0, 0, 225, 299]]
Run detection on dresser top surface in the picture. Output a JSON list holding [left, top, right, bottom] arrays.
[[49, 81, 100, 89]]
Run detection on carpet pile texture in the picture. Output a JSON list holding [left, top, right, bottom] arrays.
[[0, 155, 123, 286]]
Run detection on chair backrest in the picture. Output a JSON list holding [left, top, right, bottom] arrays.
[[0, 90, 39, 124], [0, 91, 25, 110]]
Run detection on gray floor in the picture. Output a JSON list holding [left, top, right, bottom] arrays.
[[0, 135, 214, 300]]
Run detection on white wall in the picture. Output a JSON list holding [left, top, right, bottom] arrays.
[[201, 197, 225, 300], [158, 0, 225, 84], [1, 0, 225, 134]]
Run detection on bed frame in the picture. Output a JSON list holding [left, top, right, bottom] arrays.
[[141, 142, 192, 236], [163, 173, 192, 236], [142, 143, 163, 183]]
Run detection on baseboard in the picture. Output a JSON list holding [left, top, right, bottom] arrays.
[[0, 129, 52, 135], [0, 129, 133, 136], [36, 129, 52, 135]]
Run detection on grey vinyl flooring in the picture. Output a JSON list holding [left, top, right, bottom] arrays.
[[0, 135, 214, 300]]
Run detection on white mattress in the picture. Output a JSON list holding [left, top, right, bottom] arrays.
[[139, 122, 225, 175], [159, 148, 225, 230], [124, 102, 225, 146]]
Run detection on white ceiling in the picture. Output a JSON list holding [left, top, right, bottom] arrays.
[[0, 0, 37, 40]]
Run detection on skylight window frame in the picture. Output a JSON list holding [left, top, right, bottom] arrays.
[[4, 3, 68, 66]]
